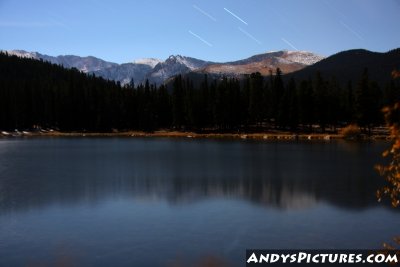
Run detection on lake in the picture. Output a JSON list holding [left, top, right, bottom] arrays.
[[0, 138, 398, 267]]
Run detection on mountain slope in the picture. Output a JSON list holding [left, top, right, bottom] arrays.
[[93, 63, 153, 85], [54, 55, 118, 72], [132, 58, 162, 68], [286, 48, 400, 85], [3, 49, 325, 85], [198, 51, 324, 76], [4, 50, 118, 73], [145, 55, 214, 85]]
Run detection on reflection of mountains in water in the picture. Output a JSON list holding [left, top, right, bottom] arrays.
[[122, 172, 381, 211], [0, 139, 391, 212]]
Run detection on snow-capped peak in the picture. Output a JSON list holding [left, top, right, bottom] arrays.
[[133, 58, 162, 68], [165, 55, 206, 70]]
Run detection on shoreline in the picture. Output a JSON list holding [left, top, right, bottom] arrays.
[[0, 130, 392, 141]]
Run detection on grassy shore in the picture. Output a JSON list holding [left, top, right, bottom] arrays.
[[1, 129, 392, 141]]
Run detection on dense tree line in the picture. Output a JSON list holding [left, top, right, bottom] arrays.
[[0, 53, 399, 132]]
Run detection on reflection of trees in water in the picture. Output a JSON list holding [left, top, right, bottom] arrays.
[[0, 139, 391, 213]]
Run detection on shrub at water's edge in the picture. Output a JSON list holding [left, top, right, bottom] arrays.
[[339, 124, 362, 140], [376, 70, 400, 250], [376, 70, 400, 207]]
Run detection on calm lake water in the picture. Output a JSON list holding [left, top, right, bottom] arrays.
[[0, 138, 398, 267]]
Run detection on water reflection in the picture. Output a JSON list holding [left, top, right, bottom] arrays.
[[0, 138, 390, 213]]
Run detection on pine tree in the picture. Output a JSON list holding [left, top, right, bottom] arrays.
[[298, 79, 314, 131], [270, 68, 284, 127], [172, 75, 185, 129], [314, 72, 328, 132], [248, 72, 264, 126], [355, 68, 383, 133]]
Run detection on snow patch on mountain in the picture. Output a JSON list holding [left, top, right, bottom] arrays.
[[198, 50, 324, 76], [284, 51, 325, 65], [4, 50, 40, 59]]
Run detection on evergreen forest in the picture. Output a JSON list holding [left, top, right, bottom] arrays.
[[1, 52, 399, 133]]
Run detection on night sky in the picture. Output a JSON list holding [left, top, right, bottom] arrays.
[[0, 0, 399, 63]]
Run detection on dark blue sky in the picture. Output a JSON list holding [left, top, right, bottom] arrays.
[[0, 0, 399, 63]]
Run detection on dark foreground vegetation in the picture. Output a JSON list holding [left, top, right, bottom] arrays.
[[0, 52, 399, 133]]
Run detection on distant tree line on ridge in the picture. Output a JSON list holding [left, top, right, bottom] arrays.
[[0, 52, 399, 133]]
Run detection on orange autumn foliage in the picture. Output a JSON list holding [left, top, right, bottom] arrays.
[[376, 70, 400, 207], [392, 70, 400, 79]]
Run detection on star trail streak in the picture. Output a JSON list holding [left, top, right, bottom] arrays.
[[224, 8, 248, 25], [238, 27, 261, 45], [189, 30, 213, 47], [281, 38, 298, 51], [193, 4, 217, 21]]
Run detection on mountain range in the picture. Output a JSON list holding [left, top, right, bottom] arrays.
[[4, 48, 399, 87], [3, 49, 324, 85]]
